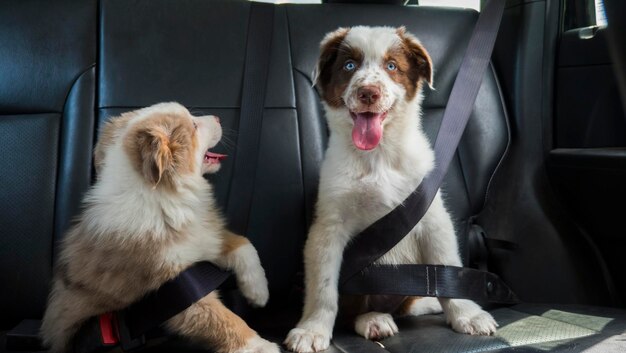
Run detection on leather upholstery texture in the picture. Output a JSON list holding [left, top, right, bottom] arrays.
[[0, 0, 625, 352], [0, 0, 96, 326]]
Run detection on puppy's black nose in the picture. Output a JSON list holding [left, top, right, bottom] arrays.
[[357, 86, 381, 105]]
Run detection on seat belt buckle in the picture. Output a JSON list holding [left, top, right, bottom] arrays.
[[97, 313, 119, 346], [73, 315, 118, 353], [114, 311, 146, 352], [73, 312, 146, 353]]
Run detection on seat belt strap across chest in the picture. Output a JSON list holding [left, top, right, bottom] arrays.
[[339, 0, 517, 304]]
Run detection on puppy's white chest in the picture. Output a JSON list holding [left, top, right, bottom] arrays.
[[351, 181, 396, 211], [339, 172, 417, 231]]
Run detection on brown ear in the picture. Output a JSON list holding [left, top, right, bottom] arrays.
[[136, 127, 172, 186], [397, 27, 434, 89], [313, 27, 350, 90]]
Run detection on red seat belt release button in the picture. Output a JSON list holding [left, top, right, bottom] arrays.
[[98, 313, 119, 345]]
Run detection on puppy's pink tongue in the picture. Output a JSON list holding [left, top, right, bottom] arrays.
[[352, 112, 384, 150]]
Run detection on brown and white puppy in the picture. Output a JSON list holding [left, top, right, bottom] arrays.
[[284, 27, 497, 352], [41, 102, 279, 353]]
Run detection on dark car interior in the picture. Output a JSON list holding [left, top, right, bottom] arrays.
[[1, 0, 625, 352]]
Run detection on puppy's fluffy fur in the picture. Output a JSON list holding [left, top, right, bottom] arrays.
[[285, 27, 497, 353], [41, 103, 279, 353]]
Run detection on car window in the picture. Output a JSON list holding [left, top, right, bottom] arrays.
[[255, 0, 480, 11], [418, 0, 479, 11], [563, 0, 607, 31], [255, 0, 321, 3]]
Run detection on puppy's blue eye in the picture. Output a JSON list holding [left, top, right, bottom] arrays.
[[344, 61, 356, 71], [386, 62, 397, 71]]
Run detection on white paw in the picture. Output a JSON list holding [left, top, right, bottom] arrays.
[[236, 336, 280, 353], [284, 327, 331, 353], [238, 270, 269, 307], [232, 244, 270, 307], [448, 309, 498, 336], [354, 312, 398, 340]]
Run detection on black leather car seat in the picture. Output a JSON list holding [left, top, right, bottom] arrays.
[[1, 0, 625, 352], [0, 0, 96, 330]]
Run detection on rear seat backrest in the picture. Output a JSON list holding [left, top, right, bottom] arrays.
[[0, 0, 96, 327], [286, 3, 510, 262], [0, 0, 510, 329], [98, 0, 306, 296]]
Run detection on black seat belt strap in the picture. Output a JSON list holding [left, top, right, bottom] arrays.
[[121, 262, 231, 340], [340, 0, 517, 304], [71, 262, 231, 353], [226, 2, 274, 235], [342, 265, 518, 304], [5, 262, 232, 352]]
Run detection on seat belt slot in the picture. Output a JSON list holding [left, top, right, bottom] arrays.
[[469, 223, 489, 271]]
